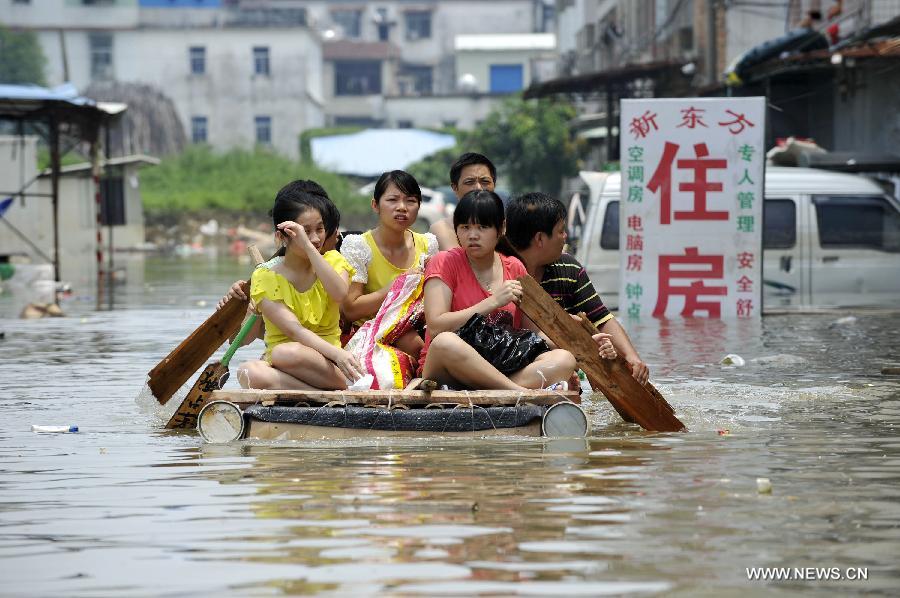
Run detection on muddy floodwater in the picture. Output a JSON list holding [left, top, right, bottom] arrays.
[[1, 255, 899, 596]]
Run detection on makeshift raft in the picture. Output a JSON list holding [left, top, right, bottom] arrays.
[[195, 387, 586, 442]]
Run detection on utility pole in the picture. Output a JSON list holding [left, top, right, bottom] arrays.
[[706, 0, 718, 86], [58, 29, 69, 82]]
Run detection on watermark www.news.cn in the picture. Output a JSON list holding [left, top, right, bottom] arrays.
[[747, 567, 868, 582]]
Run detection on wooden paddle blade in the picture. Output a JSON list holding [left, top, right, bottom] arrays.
[[516, 275, 685, 432], [574, 313, 675, 418], [148, 282, 249, 405], [166, 361, 228, 429]]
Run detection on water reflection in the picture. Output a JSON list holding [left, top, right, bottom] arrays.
[[1, 256, 899, 595]]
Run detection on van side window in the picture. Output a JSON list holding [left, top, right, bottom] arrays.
[[814, 195, 900, 252], [600, 201, 619, 249], [763, 199, 796, 249]]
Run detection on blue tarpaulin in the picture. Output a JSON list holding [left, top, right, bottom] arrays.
[[310, 129, 456, 177]]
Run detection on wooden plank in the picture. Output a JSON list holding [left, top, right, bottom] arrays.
[[150, 245, 265, 406], [516, 275, 685, 432], [574, 315, 675, 417], [166, 360, 227, 429], [211, 388, 580, 408], [147, 285, 249, 405]]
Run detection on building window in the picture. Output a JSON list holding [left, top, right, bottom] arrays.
[[405, 11, 431, 40], [190, 46, 205, 75], [331, 9, 361, 38], [83, 0, 115, 5], [253, 46, 270, 76], [399, 64, 432, 96], [397, 119, 413, 129], [89, 33, 113, 80], [255, 116, 272, 145], [376, 9, 391, 42], [489, 64, 523, 93], [191, 116, 208, 143], [334, 61, 381, 96]]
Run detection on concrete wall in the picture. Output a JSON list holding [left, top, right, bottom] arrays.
[[32, 28, 323, 159], [383, 95, 504, 129], [300, 0, 538, 92], [0, 136, 42, 262], [832, 67, 900, 155], [0, 137, 151, 289], [0, 0, 139, 29], [456, 47, 552, 94]]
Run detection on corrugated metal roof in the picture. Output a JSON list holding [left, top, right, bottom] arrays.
[[37, 154, 161, 178], [311, 129, 455, 177], [0, 83, 125, 120]]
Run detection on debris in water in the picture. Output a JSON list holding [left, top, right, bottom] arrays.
[[833, 315, 857, 325], [717, 429, 731, 436], [756, 477, 772, 494], [196, 300, 207, 307], [32, 425, 78, 433], [720, 354, 746, 366], [882, 365, 900, 376]]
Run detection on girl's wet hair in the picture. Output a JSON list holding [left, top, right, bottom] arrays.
[[453, 190, 519, 257], [269, 180, 334, 257], [373, 170, 422, 204]]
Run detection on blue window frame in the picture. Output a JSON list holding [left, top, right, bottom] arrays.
[[489, 64, 523, 93]]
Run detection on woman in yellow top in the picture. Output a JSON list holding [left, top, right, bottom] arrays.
[[339, 170, 438, 359], [237, 182, 365, 390]]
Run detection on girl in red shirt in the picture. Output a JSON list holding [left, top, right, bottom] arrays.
[[419, 190, 576, 390]]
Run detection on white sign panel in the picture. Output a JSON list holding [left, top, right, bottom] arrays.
[[619, 97, 765, 319]]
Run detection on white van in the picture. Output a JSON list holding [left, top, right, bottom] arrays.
[[572, 167, 900, 312]]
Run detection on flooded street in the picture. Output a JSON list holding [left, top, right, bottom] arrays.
[[1, 256, 899, 596]]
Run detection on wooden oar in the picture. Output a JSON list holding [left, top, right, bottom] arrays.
[[516, 275, 685, 432], [147, 246, 265, 405], [166, 312, 259, 429]]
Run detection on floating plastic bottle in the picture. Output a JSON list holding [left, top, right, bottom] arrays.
[[31, 425, 78, 433]]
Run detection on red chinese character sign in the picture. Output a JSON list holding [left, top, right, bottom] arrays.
[[620, 97, 765, 319]]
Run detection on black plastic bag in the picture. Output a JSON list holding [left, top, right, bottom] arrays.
[[455, 311, 550, 375]]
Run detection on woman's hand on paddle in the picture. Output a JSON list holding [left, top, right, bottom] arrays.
[[592, 332, 618, 360], [491, 280, 523, 309], [331, 348, 365, 382], [216, 279, 247, 310]]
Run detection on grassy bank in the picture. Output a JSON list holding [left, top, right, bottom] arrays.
[[140, 145, 368, 220]]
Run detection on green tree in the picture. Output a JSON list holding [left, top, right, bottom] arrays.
[[468, 95, 582, 195], [406, 146, 461, 188], [140, 145, 366, 217], [0, 24, 47, 86]]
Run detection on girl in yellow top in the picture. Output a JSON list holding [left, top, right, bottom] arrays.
[[237, 182, 364, 391], [339, 170, 438, 359]]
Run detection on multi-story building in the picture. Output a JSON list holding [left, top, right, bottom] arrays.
[[237, 0, 557, 128], [2, 0, 560, 156], [544, 0, 900, 167], [1, 0, 324, 159]]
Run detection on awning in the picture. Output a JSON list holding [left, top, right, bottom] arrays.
[[523, 60, 685, 98]]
